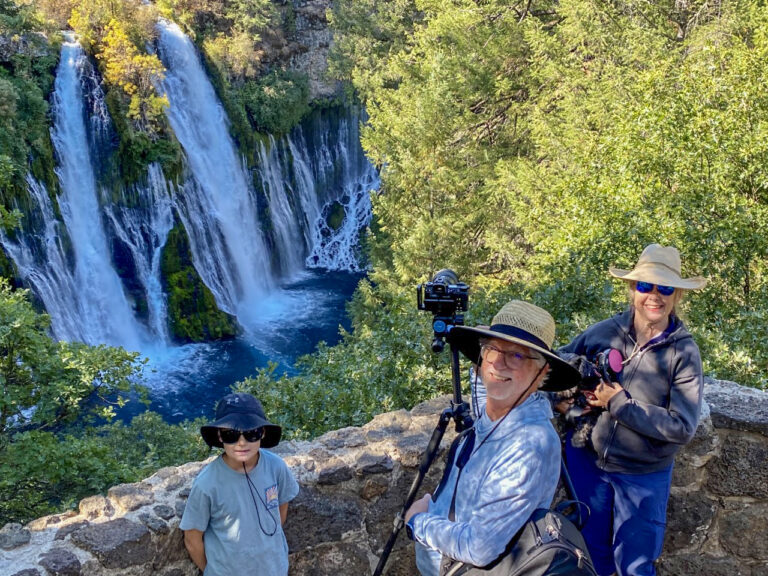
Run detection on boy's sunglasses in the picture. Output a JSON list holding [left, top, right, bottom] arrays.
[[219, 427, 264, 444], [635, 281, 675, 296]]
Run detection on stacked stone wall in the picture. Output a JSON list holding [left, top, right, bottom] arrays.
[[1, 379, 767, 575]]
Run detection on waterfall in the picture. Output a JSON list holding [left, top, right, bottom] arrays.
[[290, 114, 379, 270], [3, 25, 378, 357], [255, 136, 311, 277], [102, 164, 174, 343], [0, 175, 83, 341], [48, 39, 147, 350], [156, 20, 377, 333], [157, 21, 275, 330]]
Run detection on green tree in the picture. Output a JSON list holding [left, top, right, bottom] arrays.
[[0, 279, 143, 436], [328, 0, 768, 388]]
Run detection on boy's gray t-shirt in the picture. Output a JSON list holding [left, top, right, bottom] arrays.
[[180, 450, 300, 576]]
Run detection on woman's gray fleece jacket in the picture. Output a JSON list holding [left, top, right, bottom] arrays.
[[559, 308, 704, 474]]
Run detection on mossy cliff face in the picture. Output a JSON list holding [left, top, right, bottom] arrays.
[[160, 224, 238, 343]]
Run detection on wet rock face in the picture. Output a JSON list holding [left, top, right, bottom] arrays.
[[2, 382, 768, 575]]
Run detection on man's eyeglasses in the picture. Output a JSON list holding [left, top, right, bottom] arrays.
[[480, 343, 538, 369], [219, 427, 264, 444], [635, 281, 675, 296]]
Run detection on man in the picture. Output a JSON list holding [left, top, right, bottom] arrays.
[[404, 300, 579, 575]]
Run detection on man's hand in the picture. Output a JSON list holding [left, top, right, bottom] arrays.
[[589, 381, 623, 407], [404, 493, 431, 524]]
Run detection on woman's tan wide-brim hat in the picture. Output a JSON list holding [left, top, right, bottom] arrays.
[[609, 244, 707, 290], [448, 300, 580, 392]]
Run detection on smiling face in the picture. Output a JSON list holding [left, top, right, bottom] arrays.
[[631, 281, 680, 328], [219, 429, 261, 471], [478, 337, 549, 419]]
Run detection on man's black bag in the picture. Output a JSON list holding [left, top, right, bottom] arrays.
[[439, 507, 597, 576]]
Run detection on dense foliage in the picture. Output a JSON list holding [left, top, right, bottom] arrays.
[[160, 224, 239, 342], [325, 0, 768, 387], [0, 0, 59, 201]]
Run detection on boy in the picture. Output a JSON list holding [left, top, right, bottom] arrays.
[[180, 393, 299, 575]]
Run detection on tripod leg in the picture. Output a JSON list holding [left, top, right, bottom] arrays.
[[372, 409, 453, 576]]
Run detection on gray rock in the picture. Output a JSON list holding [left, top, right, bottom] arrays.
[[705, 432, 768, 498], [153, 504, 176, 520], [319, 426, 367, 450], [11, 570, 41, 576], [664, 491, 717, 552], [364, 410, 413, 442], [54, 521, 88, 541], [658, 553, 750, 576], [354, 450, 394, 477], [38, 548, 81, 576], [288, 540, 371, 576], [719, 502, 768, 560], [174, 498, 187, 518], [139, 512, 170, 534], [70, 518, 153, 569], [316, 457, 353, 485], [107, 483, 154, 512], [78, 495, 113, 519], [283, 486, 362, 551], [705, 378, 768, 437], [0, 523, 31, 549], [361, 477, 390, 501]]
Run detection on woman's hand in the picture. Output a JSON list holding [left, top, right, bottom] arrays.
[[589, 381, 623, 407]]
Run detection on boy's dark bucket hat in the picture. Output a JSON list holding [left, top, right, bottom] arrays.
[[201, 393, 282, 449]]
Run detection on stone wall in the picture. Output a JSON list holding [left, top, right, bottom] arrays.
[[1, 378, 767, 576]]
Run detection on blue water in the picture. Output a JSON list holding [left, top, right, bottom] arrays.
[[117, 269, 362, 424]]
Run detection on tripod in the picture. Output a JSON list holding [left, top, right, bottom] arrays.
[[372, 340, 473, 576]]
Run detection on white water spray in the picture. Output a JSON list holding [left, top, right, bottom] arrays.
[[157, 21, 273, 329], [49, 39, 146, 349]]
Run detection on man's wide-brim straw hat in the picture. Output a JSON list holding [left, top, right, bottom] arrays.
[[448, 300, 580, 392], [200, 393, 282, 449], [609, 243, 707, 290]]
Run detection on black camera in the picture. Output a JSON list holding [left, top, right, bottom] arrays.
[[563, 349, 623, 450], [416, 269, 469, 352]]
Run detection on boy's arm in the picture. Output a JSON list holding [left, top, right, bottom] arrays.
[[184, 529, 207, 572], [279, 502, 289, 525]]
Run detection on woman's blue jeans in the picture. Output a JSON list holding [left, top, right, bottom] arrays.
[[565, 435, 673, 576]]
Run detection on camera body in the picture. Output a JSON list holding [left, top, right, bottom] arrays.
[[562, 349, 623, 450], [416, 269, 469, 351]]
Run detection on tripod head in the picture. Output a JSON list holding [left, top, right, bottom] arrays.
[[416, 269, 473, 432], [416, 269, 469, 353]]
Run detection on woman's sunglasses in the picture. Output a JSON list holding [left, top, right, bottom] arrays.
[[635, 281, 675, 296], [219, 427, 264, 444]]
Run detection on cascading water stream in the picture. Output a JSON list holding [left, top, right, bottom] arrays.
[[0, 175, 83, 341], [48, 38, 146, 350], [102, 164, 174, 343], [2, 25, 380, 421], [156, 21, 273, 330]]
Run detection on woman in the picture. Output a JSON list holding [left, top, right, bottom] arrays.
[[558, 244, 707, 576]]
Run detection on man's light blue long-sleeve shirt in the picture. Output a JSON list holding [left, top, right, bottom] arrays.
[[412, 392, 561, 575]]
